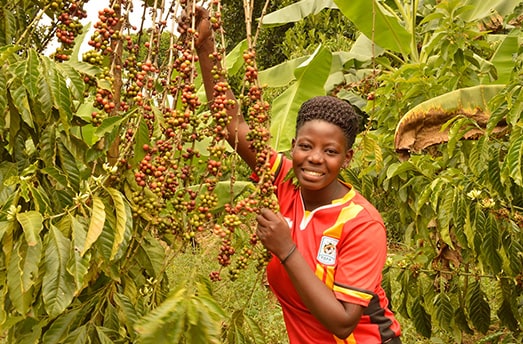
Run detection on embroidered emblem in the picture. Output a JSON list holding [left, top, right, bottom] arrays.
[[317, 236, 338, 265]]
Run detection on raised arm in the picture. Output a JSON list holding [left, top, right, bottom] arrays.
[[190, 7, 258, 170]]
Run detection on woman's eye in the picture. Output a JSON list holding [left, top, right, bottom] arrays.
[[298, 143, 310, 149]]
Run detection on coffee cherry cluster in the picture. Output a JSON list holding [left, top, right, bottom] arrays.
[[82, 50, 104, 66], [88, 7, 121, 56], [185, 2, 279, 281], [89, 88, 115, 125], [241, 49, 278, 214], [52, 0, 88, 61], [217, 239, 235, 267]]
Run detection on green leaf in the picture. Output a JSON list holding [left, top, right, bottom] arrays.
[[62, 324, 88, 344], [226, 310, 245, 344], [270, 45, 332, 151], [41, 309, 82, 344], [487, 149, 505, 198], [433, 292, 454, 329], [466, 281, 491, 334], [501, 133, 523, 187], [69, 22, 92, 63], [187, 297, 221, 344], [41, 166, 69, 189], [454, 307, 474, 335], [20, 240, 42, 293], [7, 241, 38, 314], [437, 187, 454, 249], [68, 216, 91, 291], [56, 62, 86, 100], [102, 302, 120, 337], [366, 133, 383, 171], [42, 225, 75, 317], [461, 0, 523, 21], [40, 56, 73, 131], [28, 183, 52, 215], [468, 136, 487, 177], [95, 326, 116, 344], [131, 119, 150, 166], [36, 64, 54, 117], [81, 196, 106, 256], [415, 182, 433, 215], [428, 178, 445, 213], [505, 84, 523, 127], [334, 0, 412, 56], [24, 49, 40, 99], [136, 232, 166, 278], [480, 215, 503, 274], [16, 210, 43, 247], [224, 39, 249, 75], [258, 56, 308, 88], [10, 78, 34, 128], [243, 312, 266, 344], [472, 205, 487, 254], [447, 116, 476, 156], [57, 141, 81, 192], [497, 299, 519, 332], [135, 288, 187, 343], [504, 222, 523, 275], [94, 115, 126, 137], [115, 293, 140, 330], [485, 32, 520, 84], [386, 161, 413, 180], [0, 68, 7, 117], [452, 192, 468, 248], [105, 187, 132, 261], [410, 297, 432, 338], [261, 0, 338, 26], [0, 220, 13, 243], [0, 45, 19, 65], [213, 181, 253, 211]]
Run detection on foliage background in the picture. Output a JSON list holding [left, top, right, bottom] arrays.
[[0, 0, 522, 343]]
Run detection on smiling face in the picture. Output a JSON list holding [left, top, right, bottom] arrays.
[[291, 119, 353, 203]]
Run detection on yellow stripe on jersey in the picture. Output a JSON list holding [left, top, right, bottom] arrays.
[[333, 284, 373, 302], [315, 263, 335, 288], [334, 333, 357, 344], [270, 153, 283, 174], [323, 202, 364, 239], [315, 201, 365, 290]]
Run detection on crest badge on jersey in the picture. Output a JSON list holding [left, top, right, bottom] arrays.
[[317, 236, 338, 265]]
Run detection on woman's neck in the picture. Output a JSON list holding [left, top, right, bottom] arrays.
[[301, 181, 350, 211]]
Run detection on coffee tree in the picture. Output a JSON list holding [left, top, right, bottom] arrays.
[[1, 0, 522, 343], [0, 0, 278, 342]]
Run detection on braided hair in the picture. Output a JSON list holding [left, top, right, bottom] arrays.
[[296, 96, 360, 149]]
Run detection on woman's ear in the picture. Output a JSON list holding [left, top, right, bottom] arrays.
[[343, 149, 354, 168]]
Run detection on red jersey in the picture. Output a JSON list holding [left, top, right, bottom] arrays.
[[266, 154, 401, 343]]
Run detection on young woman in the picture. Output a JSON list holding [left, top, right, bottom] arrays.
[[190, 7, 402, 344]]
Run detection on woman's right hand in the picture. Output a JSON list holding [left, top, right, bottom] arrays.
[[256, 208, 295, 261]]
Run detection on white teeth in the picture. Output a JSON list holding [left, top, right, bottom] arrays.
[[304, 170, 322, 176]]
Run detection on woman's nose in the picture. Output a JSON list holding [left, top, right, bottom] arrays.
[[307, 150, 323, 163]]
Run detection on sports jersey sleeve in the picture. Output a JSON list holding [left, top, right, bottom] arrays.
[[333, 217, 387, 307]]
